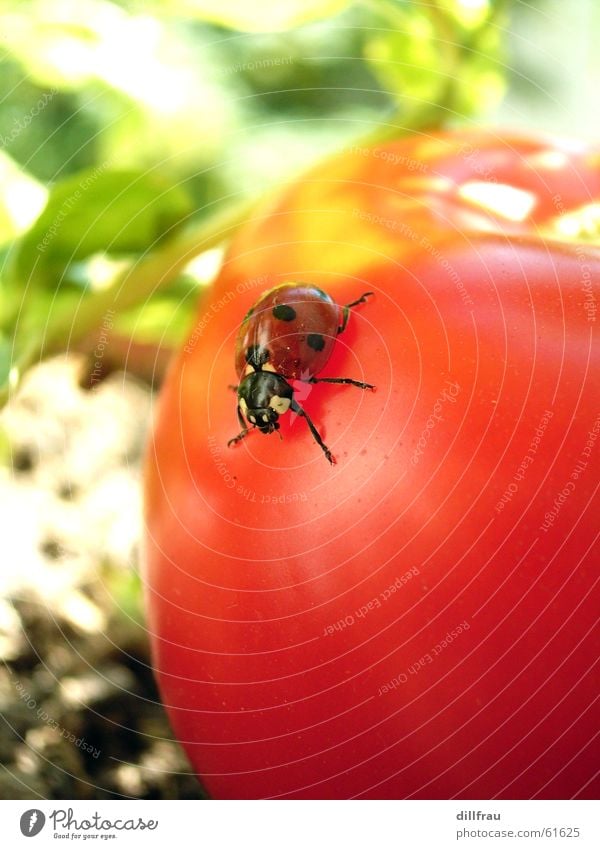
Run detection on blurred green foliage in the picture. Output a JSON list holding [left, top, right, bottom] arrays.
[[0, 0, 512, 403], [13, 169, 196, 286]]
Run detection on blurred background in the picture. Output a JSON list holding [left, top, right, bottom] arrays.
[[0, 0, 597, 799]]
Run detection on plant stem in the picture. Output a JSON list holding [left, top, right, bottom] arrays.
[[359, 0, 511, 146]]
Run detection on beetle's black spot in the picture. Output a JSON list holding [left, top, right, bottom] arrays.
[[307, 333, 325, 352], [272, 304, 296, 322], [245, 345, 270, 369]]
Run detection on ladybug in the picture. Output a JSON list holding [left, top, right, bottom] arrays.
[[228, 282, 375, 464]]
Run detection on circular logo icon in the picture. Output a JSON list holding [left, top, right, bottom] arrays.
[[20, 810, 46, 837]]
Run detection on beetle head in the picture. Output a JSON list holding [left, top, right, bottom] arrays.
[[238, 372, 293, 434]]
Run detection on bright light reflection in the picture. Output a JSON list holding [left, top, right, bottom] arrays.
[[458, 181, 537, 222], [553, 203, 600, 239]]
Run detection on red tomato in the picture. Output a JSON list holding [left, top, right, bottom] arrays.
[[143, 130, 600, 799]]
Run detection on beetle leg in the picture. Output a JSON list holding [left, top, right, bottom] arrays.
[[308, 376, 375, 391], [237, 404, 247, 430], [228, 429, 250, 447], [228, 405, 251, 447], [227, 384, 239, 392], [337, 291, 374, 334], [290, 399, 335, 465]]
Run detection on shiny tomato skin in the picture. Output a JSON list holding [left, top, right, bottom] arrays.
[[143, 130, 600, 800]]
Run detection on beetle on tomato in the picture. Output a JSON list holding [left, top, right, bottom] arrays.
[[229, 283, 375, 463]]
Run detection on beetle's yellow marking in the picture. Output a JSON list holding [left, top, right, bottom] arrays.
[[239, 397, 248, 416], [269, 395, 291, 415]]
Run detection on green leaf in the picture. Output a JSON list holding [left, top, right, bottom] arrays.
[[163, 0, 351, 32], [364, 8, 445, 113], [0, 422, 10, 467], [0, 332, 13, 397], [364, 1, 506, 126], [105, 566, 145, 625], [450, 29, 506, 117], [0, 152, 48, 248], [113, 295, 196, 347], [12, 168, 196, 287]]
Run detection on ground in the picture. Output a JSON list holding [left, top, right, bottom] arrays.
[[0, 358, 205, 799]]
